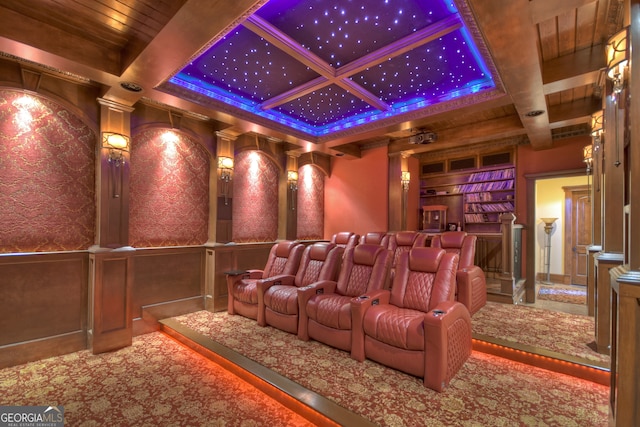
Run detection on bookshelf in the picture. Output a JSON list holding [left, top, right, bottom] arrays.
[[420, 159, 515, 234]]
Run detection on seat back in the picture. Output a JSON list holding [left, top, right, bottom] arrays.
[[388, 231, 428, 268], [263, 241, 305, 278], [295, 242, 344, 287], [360, 231, 390, 248], [390, 247, 458, 312], [336, 244, 391, 297], [430, 231, 476, 268], [330, 232, 360, 253]]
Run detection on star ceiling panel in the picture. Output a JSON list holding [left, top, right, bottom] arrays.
[[168, 0, 496, 140]]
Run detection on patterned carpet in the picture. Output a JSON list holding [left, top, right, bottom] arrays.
[[173, 310, 609, 427], [537, 285, 587, 305], [472, 301, 609, 365], [0, 332, 318, 426]]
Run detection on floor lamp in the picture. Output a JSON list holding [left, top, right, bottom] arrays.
[[541, 218, 558, 284]]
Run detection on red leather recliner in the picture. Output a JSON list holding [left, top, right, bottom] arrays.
[[227, 241, 304, 320], [257, 242, 344, 334], [387, 231, 428, 284], [352, 247, 472, 392], [330, 232, 360, 253], [431, 231, 487, 316], [298, 243, 391, 352]]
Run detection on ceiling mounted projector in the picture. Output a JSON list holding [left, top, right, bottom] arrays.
[[409, 131, 437, 144]]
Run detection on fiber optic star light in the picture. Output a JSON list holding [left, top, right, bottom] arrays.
[[166, 0, 497, 140]]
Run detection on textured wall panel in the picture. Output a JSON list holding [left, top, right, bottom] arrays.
[[232, 151, 279, 243], [129, 129, 209, 247], [297, 165, 324, 240], [0, 91, 96, 253]]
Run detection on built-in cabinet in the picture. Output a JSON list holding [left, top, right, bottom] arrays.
[[419, 150, 515, 234]]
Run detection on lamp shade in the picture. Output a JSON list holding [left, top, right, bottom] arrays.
[[583, 145, 593, 163], [103, 132, 130, 151], [591, 110, 604, 136], [218, 156, 234, 170], [606, 27, 628, 81]]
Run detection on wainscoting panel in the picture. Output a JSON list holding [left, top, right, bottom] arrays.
[[0, 252, 88, 367], [132, 247, 205, 320], [213, 243, 273, 311]]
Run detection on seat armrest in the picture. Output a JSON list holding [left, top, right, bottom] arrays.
[[257, 274, 295, 293], [297, 280, 337, 341], [423, 301, 472, 392], [350, 289, 390, 361], [456, 266, 487, 316], [256, 274, 295, 326]]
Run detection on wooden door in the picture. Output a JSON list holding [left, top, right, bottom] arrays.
[[564, 186, 591, 286]]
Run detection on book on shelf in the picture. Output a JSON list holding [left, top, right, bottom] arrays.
[[467, 168, 515, 182]]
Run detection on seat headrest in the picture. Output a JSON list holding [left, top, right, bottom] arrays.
[[332, 232, 353, 244], [395, 231, 417, 246], [363, 232, 386, 244], [409, 247, 444, 272], [309, 242, 336, 260], [439, 231, 467, 249], [275, 241, 297, 257], [353, 244, 384, 266]]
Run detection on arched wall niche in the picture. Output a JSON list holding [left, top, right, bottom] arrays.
[[129, 126, 210, 247], [0, 88, 97, 253]]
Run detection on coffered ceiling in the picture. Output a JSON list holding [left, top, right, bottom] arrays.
[[0, 0, 624, 159]]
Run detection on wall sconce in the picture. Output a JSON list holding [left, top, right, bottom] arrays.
[[218, 156, 234, 205], [583, 145, 593, 172], [606, 27, 627, 167], [287, 170, 298, 191], [287, 170, 298, 211], [605, 27, 629, 95], [102, 132, 130, 198], [102, 132, 130, 165], [401, 171, 410, 191], [590, 110, 604, 142]]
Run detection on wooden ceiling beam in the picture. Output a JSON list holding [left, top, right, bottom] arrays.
[[542, 45, 605, 94], [548, 97, 602, 128], [529, 0, 598, 24], [468, 0, 552, 150], [388, 114, 525, 155]]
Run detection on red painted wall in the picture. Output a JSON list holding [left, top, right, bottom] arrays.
[[324, 145, 389, 239]]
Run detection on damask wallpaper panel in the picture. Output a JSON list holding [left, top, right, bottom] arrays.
[[232, 151, 279, 243], [296, 165, 324, 240], [129, 129, 209, 247], [0, 91, 95, 253]]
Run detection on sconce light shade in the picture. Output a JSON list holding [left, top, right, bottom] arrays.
[[590, 110, 604, 137], [218, 156, 234, 171], [287, 170, 298, 182], [606, 27, 629, 90], [103, 132, 130, 151], [401, 171, 410, 190], [102, 132, 130, 165], [583, 145, 593, 162]]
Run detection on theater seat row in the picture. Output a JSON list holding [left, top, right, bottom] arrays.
[[226, 234, 474, 391], [332, 231, 487, 316]]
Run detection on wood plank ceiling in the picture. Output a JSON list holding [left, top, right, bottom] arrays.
[[0, 0, 625, 158]]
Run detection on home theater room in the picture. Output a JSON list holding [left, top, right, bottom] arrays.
[[0, 0, 638, 426]]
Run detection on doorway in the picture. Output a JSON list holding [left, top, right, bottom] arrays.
[[533, 175, 589, 315]]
